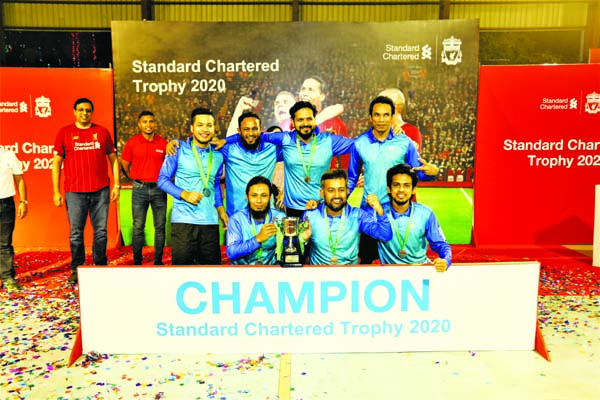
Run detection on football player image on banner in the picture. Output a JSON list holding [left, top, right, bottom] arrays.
[[111, 20, 480, 244]]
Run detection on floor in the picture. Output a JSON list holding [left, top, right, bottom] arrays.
[[1, 247, 599, 400]]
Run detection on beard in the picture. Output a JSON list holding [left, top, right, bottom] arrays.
[[250, 203, 271, 220], [391, 194, 411, 207], [325, 198, 346, 213], [241, 136, 260, 151], [297, 126, 315, 141]]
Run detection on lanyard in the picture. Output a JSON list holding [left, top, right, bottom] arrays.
[[323, 206, 346, 258], [295, 134, 317, 183], [250, 212, 270, 262], [191, 144, 213, 192], [390, 203, 414, 255]]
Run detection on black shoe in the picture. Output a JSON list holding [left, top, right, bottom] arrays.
[[67, 272, 78, 284], [3, 278, 23, 292]]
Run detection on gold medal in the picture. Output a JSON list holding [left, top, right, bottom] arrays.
[[399, 250, 407, 258], [330, 256, 339, 264], [202, 188, 211, 197], [304, 176, 311, 183]]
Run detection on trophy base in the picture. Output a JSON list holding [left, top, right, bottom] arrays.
[[280, 261, 303, 268], [279, 246, 303, 268]]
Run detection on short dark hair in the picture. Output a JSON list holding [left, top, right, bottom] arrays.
[[73, 98, 94, 111], [369, 96, 395, 117], [138, 110, 155, 120], [304, 76, 327, 94], [266, 125, 283, 133], [246, 175, 272, 196], [238, 111, 261, 129], [289, 101, 318, 120], [386, 163, 418, 189], [320, 168, 348, 189], [190, 107, 215, 125]]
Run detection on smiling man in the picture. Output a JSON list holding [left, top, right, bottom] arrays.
[[158, 107, 227, 265], [348, 95, 439, 264], [302, 169, 392, 265], [226, 176, 285, 265], [378, 163, 451, 272]]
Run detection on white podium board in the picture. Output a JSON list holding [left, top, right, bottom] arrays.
[[78, 263, 540, 354]]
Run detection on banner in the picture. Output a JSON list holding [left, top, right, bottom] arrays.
[[474, 64, 600, 245], [79, 263, 540, 354], [0, 68, 118, 248], [111, 21, 480, 242]]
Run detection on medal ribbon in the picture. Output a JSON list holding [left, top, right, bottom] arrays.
[[250, 212, 270, 263], [295, 134, 317, 182], [191, 144, 213, 193], [323, 206, 346, 259], [389, 203, 414, 256]]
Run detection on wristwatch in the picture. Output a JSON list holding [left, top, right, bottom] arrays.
[[20, 200, 28, 205]]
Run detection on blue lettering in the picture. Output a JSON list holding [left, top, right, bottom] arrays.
[[244, 282, 275, 314], [176, 281, 207, 314], [320, 281, 346, 312], [278, 281, 315, 313], [211, 282, 241, 313], [364, 280, 395, 312], [156, 322, 167, 336], [401, 279, 430, 311], [351, 280, 359, 312]]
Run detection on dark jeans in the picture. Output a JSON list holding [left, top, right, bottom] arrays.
[[65, 187, 110, 271], [0, 197, 16, 280], [131, 182, 167, 265], [171, 223, 221, 265]]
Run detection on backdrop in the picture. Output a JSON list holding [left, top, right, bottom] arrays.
[[0, 68, 119, 249], [474, 64, 600, 245]]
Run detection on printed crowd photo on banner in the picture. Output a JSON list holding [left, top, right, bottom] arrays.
[[111, 20, 480, 245]]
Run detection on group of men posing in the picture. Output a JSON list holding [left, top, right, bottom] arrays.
[[0, 89, 452, 290]]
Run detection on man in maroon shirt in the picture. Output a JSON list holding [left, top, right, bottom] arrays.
[[120, 111, 168, 265], [52, 98, 120, 284]]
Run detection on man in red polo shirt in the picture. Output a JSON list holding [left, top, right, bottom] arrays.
[[121, 111, 168, 265], [52, 98, 120, 284]]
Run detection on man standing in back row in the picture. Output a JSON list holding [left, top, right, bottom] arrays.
[[121, 111, 168, 265], [52, 98, 121, 284]]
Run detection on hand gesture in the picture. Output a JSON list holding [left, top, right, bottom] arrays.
[[166, 139, 180, 156], [305, 199, 319, 210], [181, 190, 202, 205], [256, 223, 278, 243], [433, 258, 448, 273], [413, 158, 439, 176], [366, 194, 384, 216]]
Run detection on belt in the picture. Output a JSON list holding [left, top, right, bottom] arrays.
[[0, 197, 14, 204], [134, 180, 158, 188]]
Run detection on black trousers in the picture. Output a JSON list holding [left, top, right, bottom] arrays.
[[170, 223, 221, 265]]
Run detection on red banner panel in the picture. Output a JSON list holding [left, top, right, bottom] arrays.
[[474, 64, 600, 245], [0, 68, 118, 249]]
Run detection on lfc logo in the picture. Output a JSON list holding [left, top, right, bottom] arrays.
[[34, 96, 52, 118], [584, 92, 600, 114], [441, 36, 462, 66]]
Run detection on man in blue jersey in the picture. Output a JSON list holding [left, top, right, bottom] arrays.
[[168, 111, 281, 217], [379, 164, 451, 272], [260, 101, 354, 218], [158, 107, 227, 265], [348, 95, 439, 264], [302, 169, 392, 265], [226, 176, 286, 265]]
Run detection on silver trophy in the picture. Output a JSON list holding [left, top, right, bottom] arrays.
[[275, 216, 305, 268]]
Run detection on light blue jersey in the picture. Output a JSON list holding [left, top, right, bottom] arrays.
[[221, 138, 281, 216], [226, 207, 286, 265], [378, 202, 452, 266], [304, 203, 392, 265], [348, 128, 426, 208], [261, 128, 354, 210], [158, 138, 224, 225]]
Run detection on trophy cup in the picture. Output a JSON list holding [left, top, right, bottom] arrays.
[[276, 217, 304, 268]]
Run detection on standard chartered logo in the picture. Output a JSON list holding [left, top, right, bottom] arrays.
[[569, 98, 577, 110], [421, 44, 432, 60]]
